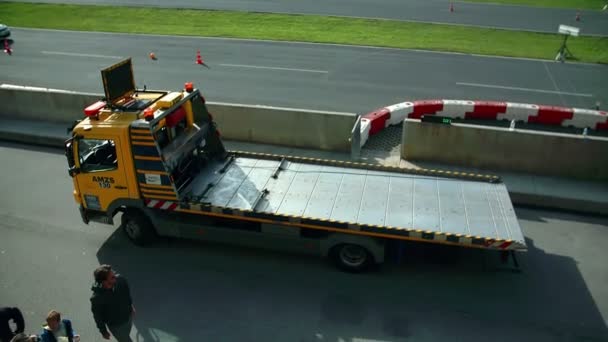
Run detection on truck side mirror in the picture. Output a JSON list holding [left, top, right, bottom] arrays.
[[68, 166, 80, 177], [64, 138, 80, 177]]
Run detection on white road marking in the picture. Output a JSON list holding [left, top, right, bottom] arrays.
[[219, 63, 328, 74], [0, 83, 101, 96], [543, 62, 566, 105], [41, 51, 123, 59], [456, 82, 593, 97]]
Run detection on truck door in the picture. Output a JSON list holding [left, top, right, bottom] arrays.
[[75, 136, 130, 212]]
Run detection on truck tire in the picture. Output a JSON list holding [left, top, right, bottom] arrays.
[[121, 209, 156, 246], [330, 243, 374, 273]]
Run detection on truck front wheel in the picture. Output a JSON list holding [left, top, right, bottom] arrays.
[[330, 243, 374, 273], [121, 210, 156, 246]]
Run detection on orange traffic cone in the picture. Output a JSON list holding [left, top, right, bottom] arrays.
[[149, 52, 157, 60], [450, 2, 454, 12], [575, 11, 581, 21], [195, 49, 203, 65]]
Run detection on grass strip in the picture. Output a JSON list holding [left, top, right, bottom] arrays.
[[463, 0, 606, 10], [1, 2, 607, 63]]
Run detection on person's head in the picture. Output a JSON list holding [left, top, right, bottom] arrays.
[[45, 310, 61, 331], [94, 264, 116, 289], [10, 333, 38, 342]]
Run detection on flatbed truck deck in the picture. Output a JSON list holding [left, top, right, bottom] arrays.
[[173, 151, 525, 251]]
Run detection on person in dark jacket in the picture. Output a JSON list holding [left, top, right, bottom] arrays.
[[39, 311, 79, 342], [90, 265, 135, 342], [0, 307, 25, 342]]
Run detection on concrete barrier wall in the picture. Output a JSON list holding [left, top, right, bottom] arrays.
[[401, 119, 608, 181], [207, 102, 355, 152], [0, 86, 99, 123], [0, 87, 356, 152]]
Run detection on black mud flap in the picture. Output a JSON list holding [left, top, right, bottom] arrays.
[[79, 205, 90, 225]]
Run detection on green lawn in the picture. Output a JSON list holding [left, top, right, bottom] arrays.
[[463, 0, 606, 10], [1, 2, 607, 63]]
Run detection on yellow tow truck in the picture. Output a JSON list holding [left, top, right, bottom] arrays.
[[65, 59, 526, 272]]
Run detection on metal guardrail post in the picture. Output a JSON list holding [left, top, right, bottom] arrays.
[[350, 115, 361, 160]]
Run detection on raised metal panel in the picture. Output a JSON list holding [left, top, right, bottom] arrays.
[[256, 161, 300, 213], [204, 160, 254, 207], [187, 159, 224, 197], [227, 159, 277, 210]]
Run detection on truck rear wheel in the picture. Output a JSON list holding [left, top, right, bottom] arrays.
[[330, 243, 374, 273], [121, 210, 156, 246]]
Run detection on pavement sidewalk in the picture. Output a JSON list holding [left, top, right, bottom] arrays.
[[2, 118, 607, 215]]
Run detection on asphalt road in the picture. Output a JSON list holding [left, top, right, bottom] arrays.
[[1, 142, 607, 341], [4, 0, 608, 36], [2, 28, 607, 114]]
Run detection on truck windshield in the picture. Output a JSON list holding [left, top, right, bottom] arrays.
[[78, 139, 118, 173]]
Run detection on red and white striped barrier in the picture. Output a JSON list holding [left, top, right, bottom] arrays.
[[386, 102, 414, 125], [360, 99, 608, 147], [410, 100, 443, 119], [502, 102, 538, 122], [438, 100, 475, 119], [565, 108, 608, 130], [362, 108, 391, 136]]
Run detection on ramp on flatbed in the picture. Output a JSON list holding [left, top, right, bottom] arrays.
[[180, 152, 526, 251]]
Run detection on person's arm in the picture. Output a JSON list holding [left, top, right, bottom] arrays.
[[39, 331, 52, 342], [64, 320, 76, 339], [11, 308, 25, 334], [123, 278, 133, 308], [90, 298, 109, 337], [122, 277, 135, 316]]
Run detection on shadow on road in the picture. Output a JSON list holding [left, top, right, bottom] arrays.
[[96, 225, 608, 341], [514, 206, 608, 224]]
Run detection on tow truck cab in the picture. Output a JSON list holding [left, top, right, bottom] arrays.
[[65, 58, 225, 225]]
